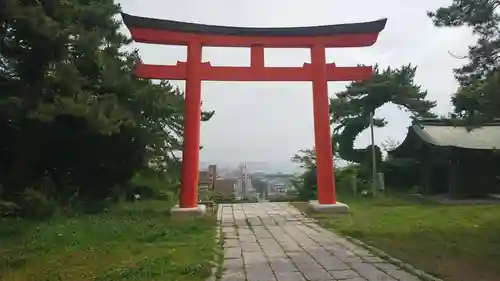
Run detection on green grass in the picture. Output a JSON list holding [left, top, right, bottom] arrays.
[[0, 200, 218, 281], [295, 196, 500, 281]]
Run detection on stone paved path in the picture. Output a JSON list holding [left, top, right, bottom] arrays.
[[218, 202, 422, 281]]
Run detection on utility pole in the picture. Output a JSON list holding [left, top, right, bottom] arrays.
[[240, 164, 246, 199], [370, 111, 377, 196]]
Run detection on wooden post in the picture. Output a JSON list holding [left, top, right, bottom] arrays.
[[180, 41, 202, 208], [311, 44, 336, 205]]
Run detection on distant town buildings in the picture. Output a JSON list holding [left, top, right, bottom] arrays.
[[233, 163, 258, 200], [263, 173, 296, 200], [198, 163, 295, 201], [198, 164, 235, 198]]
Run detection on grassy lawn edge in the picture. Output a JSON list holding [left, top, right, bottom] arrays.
[[293, 198, 500, 281], [0, 201, 222, 281], [340, 232, 443, 281]]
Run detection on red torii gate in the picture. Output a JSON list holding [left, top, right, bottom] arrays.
[[121, 13, 387, 214]]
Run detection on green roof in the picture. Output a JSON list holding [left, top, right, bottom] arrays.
[[392, 119, 500, 152]]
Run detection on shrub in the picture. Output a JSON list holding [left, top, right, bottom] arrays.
[[210, 191, 234, 203], [18, 189, 56, 218], [0, 201, 21, 217], [382, 158, 420, 192], [335, 164, 361, 196], [292, 168, 317, 201], [130, 171, 178, 202]]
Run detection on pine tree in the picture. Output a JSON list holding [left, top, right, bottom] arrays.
[[429, 0, 500, 121], [331, 64, 435, 166], [0, 0, 213, 204]]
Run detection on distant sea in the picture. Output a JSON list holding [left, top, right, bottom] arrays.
[[199, 161, 303, 174]]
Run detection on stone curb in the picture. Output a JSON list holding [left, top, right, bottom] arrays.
[[343, 235, 443, 281], [205, 205, 223, 281]]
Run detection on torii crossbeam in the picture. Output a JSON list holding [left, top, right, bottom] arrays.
[[121, 13, 387, 214]]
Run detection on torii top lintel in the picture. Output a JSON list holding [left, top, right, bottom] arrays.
[[121, 13, 387, 48], [121, 13, 387, 81]]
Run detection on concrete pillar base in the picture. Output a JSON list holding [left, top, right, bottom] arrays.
[[170, 204, 207, 218], [308, 200, 349, 214]]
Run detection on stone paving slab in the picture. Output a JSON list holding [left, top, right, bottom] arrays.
[[219, 202, 423, 281]]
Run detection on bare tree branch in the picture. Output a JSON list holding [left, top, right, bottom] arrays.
[[448, 50, 468, 59]]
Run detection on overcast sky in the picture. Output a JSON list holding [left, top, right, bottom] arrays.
[[119, 0, 476, 171]]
